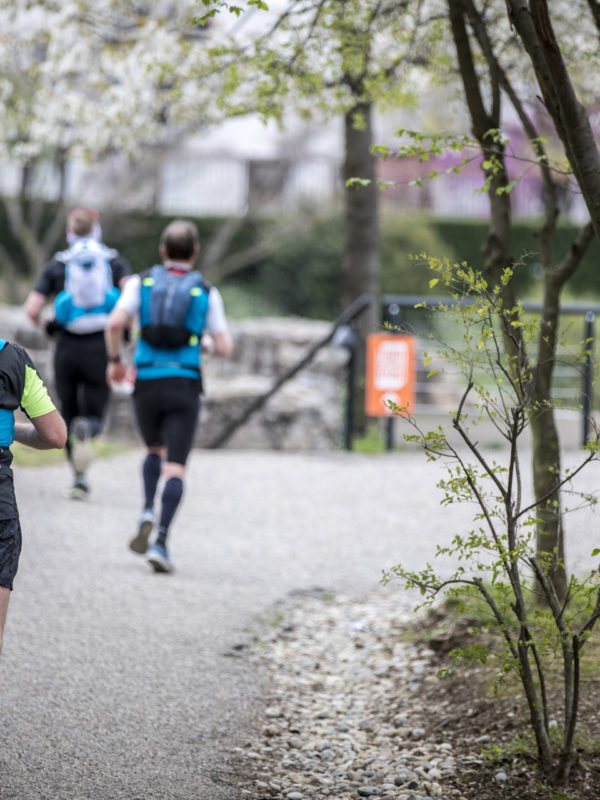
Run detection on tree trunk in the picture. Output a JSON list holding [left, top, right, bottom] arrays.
[[0, 241, 22, 304], [506, 0, 600, 243], [342, 101, 380, 347], [529, 407, 566, 591], [0, 158, 68, 300], [449, 0, 568, 597], [528, 274, 567, 597]]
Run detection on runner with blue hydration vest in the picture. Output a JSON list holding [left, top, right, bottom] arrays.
[[24, 207, 131, 500], [105, 219, 232, 574]]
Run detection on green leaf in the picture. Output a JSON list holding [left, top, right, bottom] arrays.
[[371, 144, 391, 158], [346, 177, 371, 188]]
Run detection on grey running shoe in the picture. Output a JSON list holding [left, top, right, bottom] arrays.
[[71, 417, 94, 475], [146, 543, 173, 574], [129, 509, 155, 554], [66, 477, 90, 501]]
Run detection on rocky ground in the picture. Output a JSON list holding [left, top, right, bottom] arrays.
[[230, 588, 600, 800]]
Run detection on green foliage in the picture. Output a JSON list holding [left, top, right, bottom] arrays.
[[352, 420, 388, 453], [205, 0, 425, 122], [244, 211, 344, 318], [482, 732, 538, 762], [382, 255, 600, 785], [15, 206, 599, 321], [430, 218, 600, 299], [103, 212, 257, 277], [482, 721, 600, 772], [218, 283, 284, 320]]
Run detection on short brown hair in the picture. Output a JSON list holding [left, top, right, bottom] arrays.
[[67, 207, 99, 237], [160, 220, 199, 261]]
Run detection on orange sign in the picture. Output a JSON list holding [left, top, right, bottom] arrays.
[[365, 334, 416, 417]]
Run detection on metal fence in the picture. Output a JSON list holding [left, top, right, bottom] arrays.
[[380, 295, 599, 448]]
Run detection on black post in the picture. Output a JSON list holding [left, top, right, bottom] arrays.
[[385, 301, 402, 332], [384, 301, 402, 451], [344, 327, 357, 451], [385, 416, 394, 450], [582, 311, 595, 446]]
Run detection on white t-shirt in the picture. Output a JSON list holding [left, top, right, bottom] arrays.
[[116, 272, 228, 334]]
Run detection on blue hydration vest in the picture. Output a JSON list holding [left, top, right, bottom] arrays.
[[134, 265, 210, 380], [0, 339, 14, 446]]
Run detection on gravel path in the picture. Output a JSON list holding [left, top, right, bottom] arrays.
[[233, 589, 462, 800], [1, 446, 598, 799]]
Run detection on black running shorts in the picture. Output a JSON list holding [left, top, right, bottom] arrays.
[[0, 518, 22, 591], [133, 376, 201, 465], [53, 331, 110, 431]]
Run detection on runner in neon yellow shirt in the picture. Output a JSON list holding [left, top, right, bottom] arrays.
[[0, 338, 67, 656]]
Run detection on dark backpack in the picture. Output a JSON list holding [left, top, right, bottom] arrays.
[[140, 265, 206, 349]]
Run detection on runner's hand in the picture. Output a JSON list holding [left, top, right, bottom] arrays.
[[202, 334, 215, 355], [106, 362, 127, 385]]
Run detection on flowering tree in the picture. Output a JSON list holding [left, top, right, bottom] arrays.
[[0, 0, 212, 297], [198, 0, 432, 354]]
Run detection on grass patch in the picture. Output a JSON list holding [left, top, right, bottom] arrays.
[[11, 437, 131, 468], [352, 420, 389, 453]]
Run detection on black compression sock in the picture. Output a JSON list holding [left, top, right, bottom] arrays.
[[158, 477, 184, 538], [142, 452, 162, 511]]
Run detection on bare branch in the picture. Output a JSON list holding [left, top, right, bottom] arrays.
[[473, 576, 519, 659], [515, 448, 598, 523]]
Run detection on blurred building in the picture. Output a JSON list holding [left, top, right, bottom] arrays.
[[0, 111, 589, 222]]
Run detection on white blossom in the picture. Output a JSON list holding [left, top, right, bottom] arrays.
[[0, 0, 216, 165]]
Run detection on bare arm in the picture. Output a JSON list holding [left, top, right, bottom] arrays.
[[105, 307, 131, 356], [14, 409, 67, 450], [212, 330, 233, 358], [105, 307, 132, 384], [23, 291, 48, 326]]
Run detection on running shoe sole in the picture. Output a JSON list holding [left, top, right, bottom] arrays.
[[129, 519, 154, 554], [147, 550, 173, 574], [65, 485, 89, 501]]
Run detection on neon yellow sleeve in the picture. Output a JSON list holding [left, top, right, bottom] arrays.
[[21, 364, 57, 419]]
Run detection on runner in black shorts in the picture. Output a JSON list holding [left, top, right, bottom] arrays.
[[105, 220, 232, 574], [24, 207, 131, 499], [0, 339, 67, 655]]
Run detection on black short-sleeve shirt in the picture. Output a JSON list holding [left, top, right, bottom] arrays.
[[0, 341, 56, 519]]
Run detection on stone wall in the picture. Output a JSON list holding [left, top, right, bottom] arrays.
[[7, 307, 350, 451]]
